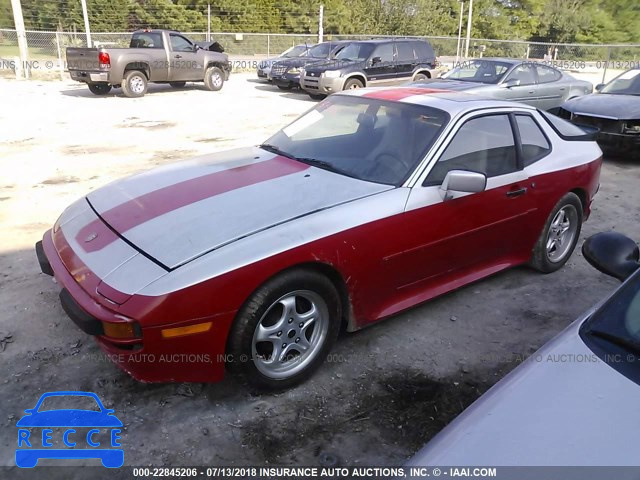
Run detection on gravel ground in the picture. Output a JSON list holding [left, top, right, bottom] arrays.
[[0, 73, 638, 476]]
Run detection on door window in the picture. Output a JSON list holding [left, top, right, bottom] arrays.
[[371, 44, 394, 64], [425, 114, 517, 185], [505, 64, 536, 86], [515, 115, 551, 166], [535, 65, 562, 83], [396, 42, 415, 62], [170, 34, 194, 52]]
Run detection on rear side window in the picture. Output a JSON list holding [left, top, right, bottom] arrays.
[[515, 115, 551, 166], [130, 33, 163, 49], [372, 43, 394, 63], [413, 41, 435, 62], [396, 42, 415, 62], [538, 110, 598, 141]]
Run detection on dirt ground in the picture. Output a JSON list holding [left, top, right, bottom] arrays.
[[0, 73, 638, 476]]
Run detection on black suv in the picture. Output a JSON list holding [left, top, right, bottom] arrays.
[[300, 39, 437, 99], [269, 41, 350, 90]]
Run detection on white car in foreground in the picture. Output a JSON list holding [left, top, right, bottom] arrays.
[[409, 231, 640, 467]]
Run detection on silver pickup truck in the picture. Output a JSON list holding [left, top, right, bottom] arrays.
[[66, 29, 231, 97]]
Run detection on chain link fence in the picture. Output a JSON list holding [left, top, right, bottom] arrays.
[[1, 28, 639, 81]]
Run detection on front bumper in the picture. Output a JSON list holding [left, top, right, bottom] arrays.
[[300, 74, 345, 94], [597, 131, 640, 154], [35, 231, 232, 383], [270, 72, 301, 88]]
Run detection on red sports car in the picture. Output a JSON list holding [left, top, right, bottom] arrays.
[[36, 87, 602, 389]]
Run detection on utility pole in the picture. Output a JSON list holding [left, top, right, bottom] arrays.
[[318, 5, 324, 44], [10, 0, 29, 79], [464, 0, 473, 58], [455, 1, 464, 64], [207, 4, 211, 41], [80, 0, 92, 47]]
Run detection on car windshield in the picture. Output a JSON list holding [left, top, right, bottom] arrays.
[[261, 95, 449, 186], [581, 270, 640, 375], [335, 43, 374, 62], [600, 69, 640, 95], [283, 45, 310, 58], [443, 60, 512, 84], [308, 43, 333, 58]]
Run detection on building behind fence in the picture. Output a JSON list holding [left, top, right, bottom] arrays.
[[1, 28, 639, 81]]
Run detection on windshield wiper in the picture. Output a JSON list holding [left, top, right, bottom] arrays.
[[295, 157, 344, 173], [588, 328, 640, 356], [259, 143, 297, 160]]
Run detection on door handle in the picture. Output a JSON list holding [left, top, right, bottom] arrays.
[[528, 90, 534, 94], [506, 187, 527, 198], [175, 55, 182, 59]]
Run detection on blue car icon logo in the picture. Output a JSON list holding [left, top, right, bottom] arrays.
[[16, 391, 123, 468]]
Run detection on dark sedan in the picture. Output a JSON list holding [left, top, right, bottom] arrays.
[[413, 58, 592, 111], [558, 68, 640, 155]]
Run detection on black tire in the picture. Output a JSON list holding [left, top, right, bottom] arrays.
[[226, 269, 341, 390], [530, 192, 583, 273], [88, 83, 112, 95], [204, 66, 225, 91], [308, 93, 327, 100], [414, 73, 429, 82], [121, 70, 148, 98], [343, 78, 364, 90], [169, 81, 186, 88]]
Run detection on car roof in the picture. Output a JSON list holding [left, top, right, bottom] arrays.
[[337, 86, 537, 115]]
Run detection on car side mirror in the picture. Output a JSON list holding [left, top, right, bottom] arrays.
[[439, 170, 487, 201], [582, 232, 640, 281], [595, 83, 604, 92], [371, 56, 382, 66]]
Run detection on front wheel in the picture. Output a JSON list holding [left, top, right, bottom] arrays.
[[343, 78, 364, 90], [204, 66, 224, 91], [88, 83, 112, 95], [530, 192, 583, 273], [121, 70, 148, 98], [226, 269, 341, 389]]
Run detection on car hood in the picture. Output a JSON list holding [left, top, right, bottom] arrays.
[[17, 410, 123, 428], [408, 316, 640, 466], [562, 93, 640, 120], [412, 79, 488, 92], [86, 147, 391, 269]]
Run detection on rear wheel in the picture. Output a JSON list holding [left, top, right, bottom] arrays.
[[414, 73, 429, 82], [204, 66, 224, 91], [169, 81, 186, 88], [88, 83, 111, 95], [226, 269, 341, 390], [121, 70, 148, 98], [343, 78, 364, 90], [530, 192, 583, 273]]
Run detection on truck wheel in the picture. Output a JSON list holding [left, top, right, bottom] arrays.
[[204, 67, 224, 91], [122, 70, 148, 98], [169, 81, 186, 88], [88, 83, 112, 95], [343, 78, 364, 90]]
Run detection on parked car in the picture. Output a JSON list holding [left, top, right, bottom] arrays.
[[66, 29, 231, 97], [557, 67, 640, 155], [268, 41, 349, 90], [300, 39, 437, 100], [257, 44, 312, 81], [409, 231, 640, 466], [36, 88, 601, 389], [412, 58, 592, 110]]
